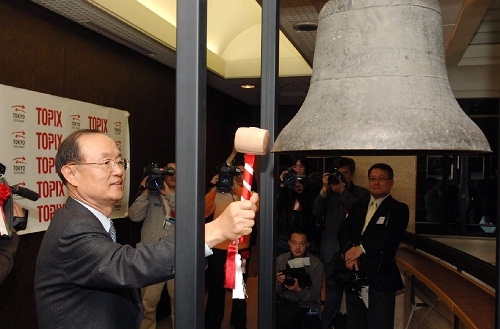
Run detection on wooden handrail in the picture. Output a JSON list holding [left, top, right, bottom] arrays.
[[396, 243, 495, 329], [401, 232, 496, 288]]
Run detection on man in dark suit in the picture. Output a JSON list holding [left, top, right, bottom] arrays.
[[34, 129, 258, 329], [312, 157, 369, 329], [339, 163, 409, 329]]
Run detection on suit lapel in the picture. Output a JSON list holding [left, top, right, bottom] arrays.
[[362, 196, 394, 235]]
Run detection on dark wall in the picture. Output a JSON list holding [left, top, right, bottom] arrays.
[[0, 1, 255, 327]]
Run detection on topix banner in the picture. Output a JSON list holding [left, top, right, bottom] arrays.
[[0, 84, 130, 234]]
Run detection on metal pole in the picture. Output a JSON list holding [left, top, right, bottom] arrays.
[[175, 0, 207, 328], [496, 102, 499, 329], [259, 0, 279, 328]]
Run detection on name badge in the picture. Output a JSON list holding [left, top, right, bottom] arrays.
[[376, 216, 386, 225], [163, 217, 175, 230]]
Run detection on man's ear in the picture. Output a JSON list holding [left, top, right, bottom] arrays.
[[61, 165, 78, 186]]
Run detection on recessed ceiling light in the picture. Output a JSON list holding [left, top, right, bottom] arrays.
[[293, 22, 318, 32], [240, 84, 256, 89]]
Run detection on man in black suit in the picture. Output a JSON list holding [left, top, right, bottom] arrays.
[[339, 163, 409, 329], [34, 129, 258, 329]]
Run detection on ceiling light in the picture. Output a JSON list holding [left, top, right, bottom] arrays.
[[240, 84, 256, 89], [293, 22, 318, 32]]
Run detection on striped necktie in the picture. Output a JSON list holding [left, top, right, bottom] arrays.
[[109, 220, 117, 242]]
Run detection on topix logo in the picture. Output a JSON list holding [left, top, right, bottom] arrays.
[[113, 121, 122, 135], [70, 114, 81, 130], [12, 130, 26, 149], [12, 105, 26, 123], [12, 156, 27, 174]]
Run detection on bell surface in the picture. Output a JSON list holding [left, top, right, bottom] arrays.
[[272, 0, 491, 156]]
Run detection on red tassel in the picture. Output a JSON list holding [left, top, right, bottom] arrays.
[[224, 242, 238, 289]]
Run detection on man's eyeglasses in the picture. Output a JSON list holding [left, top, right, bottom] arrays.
[[368, 177, 391, 183], [70, 159, 130, 171]]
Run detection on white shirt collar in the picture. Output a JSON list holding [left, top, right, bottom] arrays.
[[74, 199, 111, 232]]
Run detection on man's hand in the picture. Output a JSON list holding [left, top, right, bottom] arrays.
[[285, 278, 301, 293], [331, 181, 345, 194], [139, 176, 149, 195], [345, 258, 360, 271], [276, 271, 285, 284], [210, 174, 219, 186], [205, 192, 258, 248], [344, 245, 364, 271], [159, 181, 170, 196], [12, 202, 24, 218]]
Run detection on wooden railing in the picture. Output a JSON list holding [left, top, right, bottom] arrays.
[[396, 232, 496, 329]]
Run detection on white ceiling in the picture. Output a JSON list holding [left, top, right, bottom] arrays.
[[31, 0, 500, 106]]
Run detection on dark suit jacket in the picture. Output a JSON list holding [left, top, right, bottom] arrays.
[[35, 198, 175, 329], [339, 195, 409, 292], [312, 183, 370, 263]]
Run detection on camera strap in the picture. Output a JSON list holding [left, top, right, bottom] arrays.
[[160, 196, 175, 231]]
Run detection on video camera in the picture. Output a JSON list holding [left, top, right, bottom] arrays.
[[143, 162, 172, 191], [282, 168, 306, 187], [281, 257, 313, 288], [327, 168, 347, 185], [0, 163, 38, 238], [216, 165, 241, 193]]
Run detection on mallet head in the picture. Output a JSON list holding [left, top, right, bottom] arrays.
[[234, 127, 270, 155]]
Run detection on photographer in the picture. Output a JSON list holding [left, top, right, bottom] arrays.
[[204, 159, 255, 329], [312, 157, 369, 329], [277, 156, 321, 256], [128, 162, 177, 329], [275, 228, 323, 329]]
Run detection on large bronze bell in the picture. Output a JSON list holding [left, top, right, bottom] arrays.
[[272, 0, 491, 155]]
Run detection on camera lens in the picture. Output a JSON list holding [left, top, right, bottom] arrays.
[[219, 175, 231, 186], [283, 173, 297, 186], [328, 174, 340, 185], [146, 176, 163, 190]]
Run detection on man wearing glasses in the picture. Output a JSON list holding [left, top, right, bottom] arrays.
[[338, 163, 409, 329], [34, 129, 258, 329]]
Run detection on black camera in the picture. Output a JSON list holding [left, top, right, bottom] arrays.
[[335, 269, 368, 292], [328, 168, 346, 185], [143, 162, 169, 191], [216, 165, 241, 192], [282, 168, 306, 187], [12, 208, 29, 231], [281, 264, 312, 288]]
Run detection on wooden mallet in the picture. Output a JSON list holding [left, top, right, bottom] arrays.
[[224, 127, 270, 298]]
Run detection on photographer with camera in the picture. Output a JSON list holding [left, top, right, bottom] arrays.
[[312, 157, 369, 329], [338, 163, 409, 329], [277, 156, 321, 256], [128, 162, 177, 329], [204, 154, 257, 329], [275, 227, 323, 329]]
